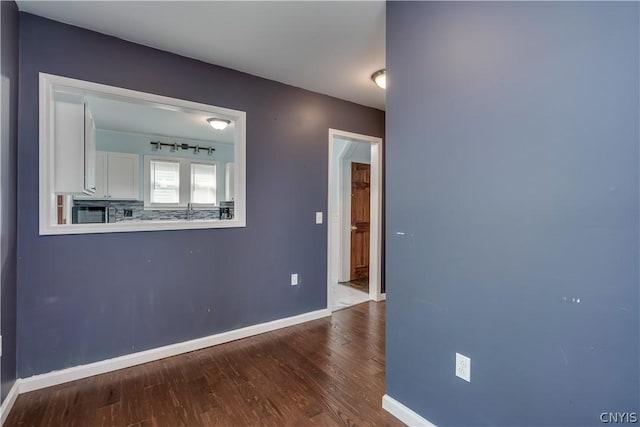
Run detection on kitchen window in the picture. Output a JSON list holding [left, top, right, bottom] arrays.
[[150, 160, 180, 204], [144, 156, 217, 208], [191, 163, 217, 205]]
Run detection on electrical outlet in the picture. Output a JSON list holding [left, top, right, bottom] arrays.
[[291, 274, 299, 286], [315, 212, 323, 224], [456, 353, 471, 382]]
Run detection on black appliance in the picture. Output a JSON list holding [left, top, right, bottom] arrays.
[[219, 201, 234, 220]]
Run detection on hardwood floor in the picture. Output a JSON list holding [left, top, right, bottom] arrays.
[[5, 301, 401, 427]]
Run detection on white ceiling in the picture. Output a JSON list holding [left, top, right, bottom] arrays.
[[86, 95, 236, 144], [17, 1, 386, 110]]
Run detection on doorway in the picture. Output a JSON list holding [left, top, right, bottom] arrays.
[[327, 129, 383, 312]]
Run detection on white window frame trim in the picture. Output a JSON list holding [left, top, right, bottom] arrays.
[[39, 72, 246, 235], [143, 155, 218, 209]]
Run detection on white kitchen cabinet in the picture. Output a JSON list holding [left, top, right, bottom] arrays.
[[84, 105, 96, 193], [106, 152, 139, 199], [92, 151, 107, 198], [54, 94, 96, 195], [77, 151, 139, 200]]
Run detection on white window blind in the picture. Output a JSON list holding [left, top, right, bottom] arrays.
[[191, 163, 217, 204], [150, 160, 180, 204]]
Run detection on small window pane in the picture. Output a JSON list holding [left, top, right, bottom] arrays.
[[150, 160, 180, 204], [191, 163, 216, 204]]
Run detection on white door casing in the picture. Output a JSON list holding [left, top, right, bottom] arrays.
[[327, 128, 384, 311]]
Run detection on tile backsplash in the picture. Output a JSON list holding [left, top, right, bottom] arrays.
[[73, 200, 234, 222]]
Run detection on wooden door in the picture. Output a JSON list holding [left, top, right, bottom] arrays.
[[350, 162, 370, 280]]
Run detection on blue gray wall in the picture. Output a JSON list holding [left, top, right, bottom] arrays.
[[17, 13, 384, 377], [385, 2, 639, 426], [1, 0, 19, 403]]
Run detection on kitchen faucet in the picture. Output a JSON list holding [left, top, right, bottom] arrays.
[[186, 202, 194, 220]]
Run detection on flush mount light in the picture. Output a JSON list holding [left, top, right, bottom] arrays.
[[371, 69, 386, 89], [207, 117, 231, 130]]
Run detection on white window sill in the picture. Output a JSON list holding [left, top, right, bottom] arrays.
[[40, 218, 245, 235]]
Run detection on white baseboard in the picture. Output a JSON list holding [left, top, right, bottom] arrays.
[[380, 292, 386, 301], [382, 394, 436, 427], [19, 308, 331, 394], [1, 379, 21, 426]]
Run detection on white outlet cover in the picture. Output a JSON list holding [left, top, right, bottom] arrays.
[[315, 212, 323, 224], [291, 273, 299, 286], [456, 352, 471, 382]]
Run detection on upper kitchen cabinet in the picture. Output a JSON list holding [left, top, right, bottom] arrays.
[[54, 92, 96, 195], [77, 151, 140, 200], [106, 152, 139, 200]]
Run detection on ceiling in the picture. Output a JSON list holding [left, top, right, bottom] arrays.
[[86, 95, 235, 144], [17, 1, 386, 110]]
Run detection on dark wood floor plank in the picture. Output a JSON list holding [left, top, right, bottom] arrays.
[[5, 301, 402, 427]]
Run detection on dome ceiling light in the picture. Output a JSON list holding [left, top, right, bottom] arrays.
[[371, 69, 386, 89], [207, 117, 231, 130]]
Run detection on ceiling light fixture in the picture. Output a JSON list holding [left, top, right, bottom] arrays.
[[207, 118, 231, 130], [371, 69, 386, 89]]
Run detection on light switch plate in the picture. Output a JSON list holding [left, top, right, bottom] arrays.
[[291, 274, 299, 286], [315, 212, 323, 224], [456, 352, 471, 382]]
